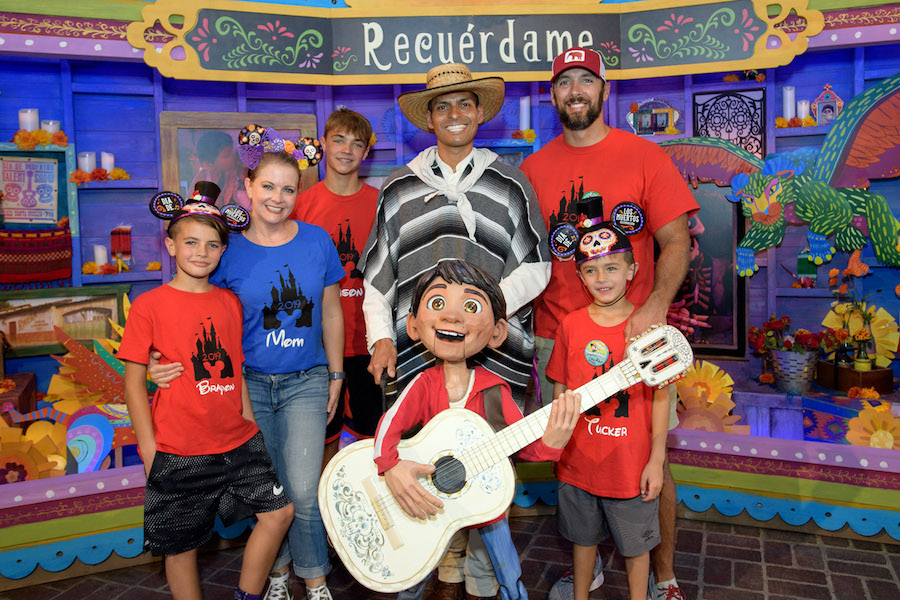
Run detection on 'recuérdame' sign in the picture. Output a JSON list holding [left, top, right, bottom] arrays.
[[127, 0, 823, 84]]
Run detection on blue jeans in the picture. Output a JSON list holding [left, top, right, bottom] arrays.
[[398, 519, 526, 600], [244, 364, 330, 580]]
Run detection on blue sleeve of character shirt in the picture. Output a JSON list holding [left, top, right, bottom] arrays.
[[211, 222, 345, 373]]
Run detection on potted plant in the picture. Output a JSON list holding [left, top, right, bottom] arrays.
[[748, 315, 840, 394]]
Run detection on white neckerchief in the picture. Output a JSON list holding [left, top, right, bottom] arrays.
[[407, 146, 499, 241]]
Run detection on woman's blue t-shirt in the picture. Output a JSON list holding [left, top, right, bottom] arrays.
[[212, 220, 345, 374]]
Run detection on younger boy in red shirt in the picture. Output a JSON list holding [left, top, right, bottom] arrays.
[[120, 185, 293, 600], [546, 197, 670, 600]]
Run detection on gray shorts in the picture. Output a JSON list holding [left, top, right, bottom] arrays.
[[557, 481, 660, 557]]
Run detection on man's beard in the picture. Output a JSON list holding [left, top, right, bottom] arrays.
[[557, 97, 602, 131]]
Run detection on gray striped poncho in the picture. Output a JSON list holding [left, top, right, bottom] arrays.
[[359, 151, 549, 408]]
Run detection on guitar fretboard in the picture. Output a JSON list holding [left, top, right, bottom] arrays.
[[458, 359, 641, 476]]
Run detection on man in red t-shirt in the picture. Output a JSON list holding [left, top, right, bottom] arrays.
[[520, 47, 698, 600], [290, 108, 381, 468]]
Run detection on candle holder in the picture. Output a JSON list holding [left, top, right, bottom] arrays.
[[18, 108, 39, 131]]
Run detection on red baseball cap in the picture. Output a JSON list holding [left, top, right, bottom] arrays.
[[551, 47, 607, 83]]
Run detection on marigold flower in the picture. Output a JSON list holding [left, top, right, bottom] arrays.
[[759, 373, 774, 384], [775, 117, 788, 128], [854, 329, 871, 341]]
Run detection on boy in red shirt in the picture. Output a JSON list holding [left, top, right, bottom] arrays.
[[290, 108, 380, 465], [546, 197, 670, 600], [374, 260, 579, 600], [120, 185, 293, 600]]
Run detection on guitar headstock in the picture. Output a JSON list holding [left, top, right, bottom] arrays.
[[624, 325, 693, 389]]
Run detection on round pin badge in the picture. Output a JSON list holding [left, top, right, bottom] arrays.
[[221, 204, 251, 231], [610, 202, 646, 235], [550, 223, 579, 259], [584, 339, 610, 367], [149, 191, 184, 220]]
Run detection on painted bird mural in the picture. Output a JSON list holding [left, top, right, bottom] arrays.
[[660, 72, 900, 276]]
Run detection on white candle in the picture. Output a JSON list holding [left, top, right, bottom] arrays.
[[782, 86, 795, 120], [18, 108, 39, 131], [519, 96, 531, 131], [93, 245, 109, 266], [41, 120, 60, 133], [77, 152, 96, 172], [797, 100, 810, 120], [101, 152, 115, 172]]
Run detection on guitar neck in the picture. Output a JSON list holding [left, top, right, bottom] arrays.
[[463, 360, 640, 474]]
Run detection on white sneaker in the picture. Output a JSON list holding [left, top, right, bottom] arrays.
[[648, 575, 685, 600], [263, 572, 293, 600], [306, 583, 333, 600], [547, 554, 604, 600]]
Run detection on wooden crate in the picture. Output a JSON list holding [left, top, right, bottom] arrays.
[[0, 372, 36, 426], [815, 360, 894, 394]]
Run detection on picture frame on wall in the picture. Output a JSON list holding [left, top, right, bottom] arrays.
[[159, 111, 319, 210], [674, 182, 746, 356], [811, 83, 843, 124], [0, 284, 130, 358]]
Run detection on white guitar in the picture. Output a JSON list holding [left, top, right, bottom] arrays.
[[318, 325, 692, 593]]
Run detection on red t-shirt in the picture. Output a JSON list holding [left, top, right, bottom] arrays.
[[118, 284, 257, 456], [520, 128, 699, 339], [291, 181, 378, 356], [546, 307, 652, 498]]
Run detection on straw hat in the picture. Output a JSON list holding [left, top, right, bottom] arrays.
[[398, 63, 505, 132]]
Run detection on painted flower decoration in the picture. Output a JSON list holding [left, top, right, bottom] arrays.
[[734, 9, 760, 52], [846, 408, 900, 450], [599, 41, 620, 54], [299, 52, 323, 69], [676, 387, 750, 434], [191, 18, 217, 62], [676, 360, 734, 403], [628, 46, 654, 63], [332, 46, 352, 59], [258, 20, 295, 41], [657, 13, 694, 33]]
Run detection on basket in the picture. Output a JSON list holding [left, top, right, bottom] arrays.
[[771, 349, 818, 395]]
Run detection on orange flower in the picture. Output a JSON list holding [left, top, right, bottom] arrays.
[[69, 169, 92, 186], [828, 268, 840, 278], [854, 328, 871, 341], [50, 131, 69, 146], [838, 283, 848, 294], [759, 373, 774, 384]]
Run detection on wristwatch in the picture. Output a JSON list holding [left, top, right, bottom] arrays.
[[328, 371, 346, 381]]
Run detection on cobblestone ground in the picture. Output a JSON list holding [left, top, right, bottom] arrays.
[[3, 516, 899, 599]]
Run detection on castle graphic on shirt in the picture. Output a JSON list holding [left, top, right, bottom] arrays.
[[547, 176, 585, 235], [585, 354, 631, 419], [263, 266, 315, 330], [333, 220, 363, 280], [191, 318, 234, 380]]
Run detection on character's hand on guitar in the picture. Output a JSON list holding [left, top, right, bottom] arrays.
[[368, 338, 397, 385], [148, 350, 184, 389], [384, 460, 443, 519], [541, 389, 581, 449]]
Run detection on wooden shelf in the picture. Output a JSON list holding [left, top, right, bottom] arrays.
[[775, 125, 833, 137], [775, 287, 835, 298], [77, 178, 158, 190], [81, 270, 163, 284]]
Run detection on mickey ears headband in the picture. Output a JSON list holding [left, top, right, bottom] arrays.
[[237, 124, 323, 171], [150, 181, 250, 232]]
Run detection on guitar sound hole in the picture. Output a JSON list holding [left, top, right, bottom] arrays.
[[431, 455, 466, 494]]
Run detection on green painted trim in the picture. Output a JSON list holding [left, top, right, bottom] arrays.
[[0, 1, 174, 24], [0, 507, 143, 549], [671, 464, 900, 509]]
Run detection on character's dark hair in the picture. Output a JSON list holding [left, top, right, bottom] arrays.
[[167, 214, 230, 245], [196, 131, 234, 164], [427, 90, 481, 113], [410, 260, 505, 323], [324, 108, 373, 149], [247, 150, 302, 183]]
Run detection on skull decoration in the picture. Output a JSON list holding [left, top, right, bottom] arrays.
[[579, 227, 618, 260]]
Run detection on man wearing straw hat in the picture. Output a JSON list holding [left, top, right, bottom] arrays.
[[358, 63, 550, 600]]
